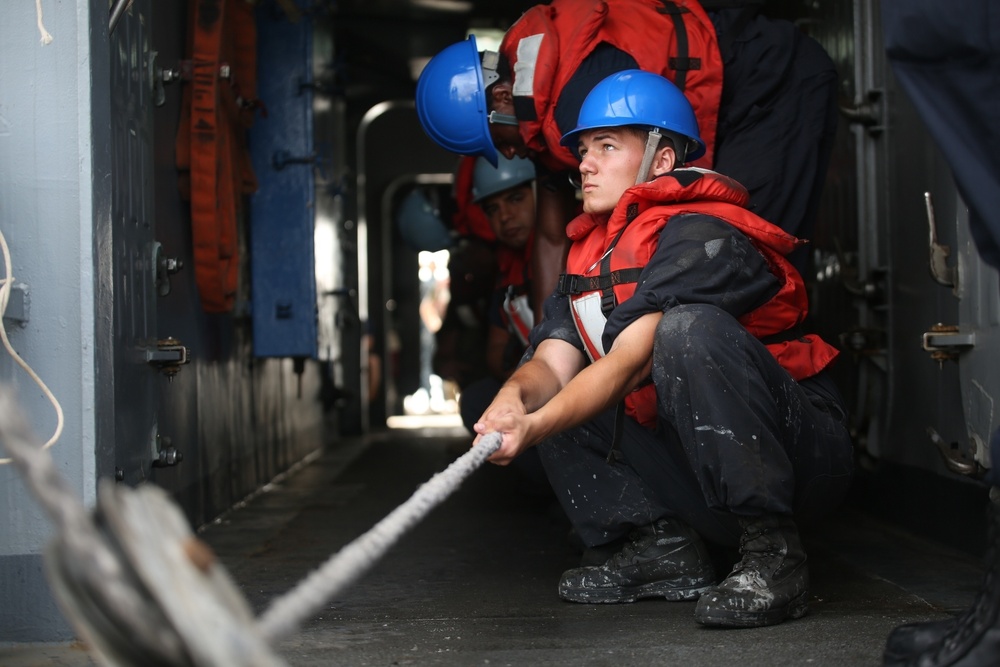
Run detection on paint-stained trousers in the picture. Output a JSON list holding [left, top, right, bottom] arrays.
[[536, 304, 855, 549]]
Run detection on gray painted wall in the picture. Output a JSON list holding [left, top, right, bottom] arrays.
[[0, 0, 97, 640], [0, 2, 331, 641]]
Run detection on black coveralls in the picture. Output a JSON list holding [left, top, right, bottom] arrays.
[[529, 215, 854, 549]]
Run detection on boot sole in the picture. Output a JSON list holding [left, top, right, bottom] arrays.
[[559, 580, 714, 604], [694, 590, 809, 628]]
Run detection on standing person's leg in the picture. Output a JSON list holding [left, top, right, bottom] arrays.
[[883, 0, 1000, 271], [881, 2, 1000, 661], [882, 477, 1000, 667]]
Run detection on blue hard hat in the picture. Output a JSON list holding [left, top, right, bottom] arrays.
[[415, 36, 499, 166], [396, 189, 453, 252], [471, 155, 536, 203], [559, 69, 705, 162]]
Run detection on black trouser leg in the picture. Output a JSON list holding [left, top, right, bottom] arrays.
[[537, 406, 745, 548], [536, 415, 673, 548], [650, 304, 854, 523]]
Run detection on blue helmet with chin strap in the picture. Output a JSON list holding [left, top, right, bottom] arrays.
[[559, 69, 705, 163], [415, 36, 517, 167]]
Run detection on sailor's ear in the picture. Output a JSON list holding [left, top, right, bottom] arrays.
[[489, 81, 514, 109], [651, 145, 677, 177]]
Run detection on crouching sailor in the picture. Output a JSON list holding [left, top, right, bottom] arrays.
[[472, 69, 854, 628]]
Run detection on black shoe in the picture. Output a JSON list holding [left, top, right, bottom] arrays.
[[883, 487, 1000, 666], [557, 518, 715, 603], [883, 617, 957, 664], [694, 514, 809, 628]]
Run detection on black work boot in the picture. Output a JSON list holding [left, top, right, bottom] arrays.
[[558, 517, 716, 603], [883, 618, 958, 664], [694, 514, 809, 628], [883, 487, 1000, 666]]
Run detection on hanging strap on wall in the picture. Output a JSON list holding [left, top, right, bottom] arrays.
[[175, 0, 259, 313]]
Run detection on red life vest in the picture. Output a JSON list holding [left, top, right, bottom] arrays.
[[559, 169, 839, 428], [500, 0, 723, 173]]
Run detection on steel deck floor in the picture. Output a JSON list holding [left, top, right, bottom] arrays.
[[0, 426, 986, 666]]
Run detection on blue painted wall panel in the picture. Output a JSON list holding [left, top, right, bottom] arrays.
[[249, 4, 318, 358]]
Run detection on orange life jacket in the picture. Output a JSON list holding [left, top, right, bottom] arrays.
[[559, 169, 839, 428], [175, 0, 259, 313], [500, 0, 723, 173]]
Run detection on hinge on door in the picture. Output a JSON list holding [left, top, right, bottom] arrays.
[[146, 337, 190, 380], [922, 323, 975, 365]]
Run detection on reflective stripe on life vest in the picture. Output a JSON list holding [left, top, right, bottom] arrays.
[[502, 290, 535, 347]]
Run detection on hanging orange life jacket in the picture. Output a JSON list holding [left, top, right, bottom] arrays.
[[175, 0, 259, 313], [500, 0, 723, 173], [559, 169, 839, 428]]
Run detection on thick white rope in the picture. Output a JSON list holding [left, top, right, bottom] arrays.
[[35, 0, 54, 45], [257, 431, 503, 642], [0, 225, 64, 465]]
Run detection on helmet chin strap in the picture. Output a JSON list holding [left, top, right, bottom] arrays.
[[635, 129, 663, 185], [635, 128, 689, 185], [488, 110, 519, 126], [481, 51, 519, 127]]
